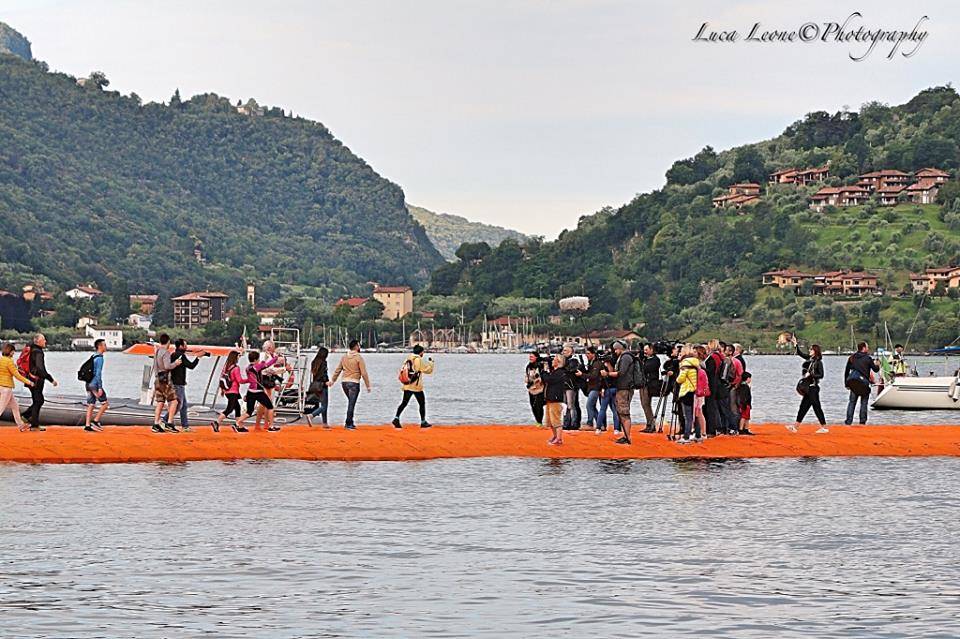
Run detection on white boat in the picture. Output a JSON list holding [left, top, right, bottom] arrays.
[[873, 345, 960, 410], [873, 374, 960, 410]]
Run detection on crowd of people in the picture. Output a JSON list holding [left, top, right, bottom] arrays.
[[0, 332, 892, 441], [525, 339, 753, 446]]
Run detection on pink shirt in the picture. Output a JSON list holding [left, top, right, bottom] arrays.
[[245, 356, 277, 392]]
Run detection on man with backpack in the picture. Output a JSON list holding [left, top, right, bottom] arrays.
[[152, 333, 183, 433], [600, 340, 636, 445], [81, 338, 109, 432], [20, 333, 58, 431], [844, 341, 880, 425], [392, 345, 435, 428], [639, 343, 662, 433]]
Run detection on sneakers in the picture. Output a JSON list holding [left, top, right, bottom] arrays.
[[151, 423, 165, 433], [677, 437, 692, 444], [595, 428, 603, 435], [164, 423, 180, 433], [345, 425, 356, 430], [232, 424, 248, 433], [181, 425, 192, 433], [210, 421, 220, 433], [267, 426, 281, 432], [614, 436, 631, 445], [84, 425, 95, 432], [392, 418, 402, 429], [420, 422, 432, 429], [815, 426, 830, 434], [739, 429, 754, 436], [786, 424, 798, 433], [28, 426, 45, 432]]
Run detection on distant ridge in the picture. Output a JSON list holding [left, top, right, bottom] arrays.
[[408, 204, 531, 261], [0, 22, 32, 61]]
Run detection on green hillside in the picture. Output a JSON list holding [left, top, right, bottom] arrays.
[[0, 52, 443, 305], [407, 204, 530, 261], [427, 86, 960, 350]]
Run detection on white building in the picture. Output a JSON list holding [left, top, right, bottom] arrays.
[[128, 313, 153, 330], [80, 324, 123, 350], [65, 285, 104, 300], [76, 315, 98, 329]]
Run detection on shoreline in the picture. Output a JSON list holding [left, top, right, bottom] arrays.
[[1, 423, 958, 464]]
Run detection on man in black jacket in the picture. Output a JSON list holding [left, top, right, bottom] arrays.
[[168, 338, 207, 432], [580, 346, 604, 431], [22, 333, 58, 431], [844, 341, 879, 425], [639, 344, 662, 433]]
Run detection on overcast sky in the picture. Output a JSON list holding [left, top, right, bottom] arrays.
[[4, 1, 958, 236]]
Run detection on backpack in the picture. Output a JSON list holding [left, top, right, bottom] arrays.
[[695, 367, 711, 398], [629, 355, 646, 390], [77, 355, 96, 383], [720, 358, 737, 388], [218, 364, 235, 393], [17, 345, 32, 378], [248, 363, 277, 390], [398, 358, 421, 385]]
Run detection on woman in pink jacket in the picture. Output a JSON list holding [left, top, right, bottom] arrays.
[[234, 351, 279, 432], [211, 350, 246, 433]]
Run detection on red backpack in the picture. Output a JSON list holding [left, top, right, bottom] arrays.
[[16, 346, 32, 379], [695, 367, 711, 398]]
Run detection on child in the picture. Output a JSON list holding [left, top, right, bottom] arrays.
[[738, 372, 753, 435], [0, 343, 34, 431]]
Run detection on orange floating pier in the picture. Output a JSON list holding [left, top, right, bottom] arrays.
[[1, 423, 959, 464]]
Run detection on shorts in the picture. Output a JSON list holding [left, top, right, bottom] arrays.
[[86, 385, 108, 405], [615, 389, 634, 420], [740, 405, 751, 421], [154, 380, 176, 403], [694, 395, 704, 418]]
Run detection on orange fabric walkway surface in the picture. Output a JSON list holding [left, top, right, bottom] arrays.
[[1, 423, 959, 464]]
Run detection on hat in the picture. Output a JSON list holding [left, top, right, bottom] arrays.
[[611, 340, 625, 350]]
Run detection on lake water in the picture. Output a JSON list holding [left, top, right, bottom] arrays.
[[2, 457, 959, 637], [29, 352, 960, 426]]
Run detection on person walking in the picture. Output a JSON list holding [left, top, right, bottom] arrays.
[[82, 339, 109, 432], [597, 356, 621, 435], [790, 340, 827, 433], [844, 341, 879, 426], [392, 345, 435, 428], [638, 343, 661, 433], [22, 333, 58, 431], [305, 347, 331, 427], [541, 354, 567, 446], [0, 342, 33, 431], [676, 345, 702, 443], [152, 334, 182, 433], [329, 339, 371, 430], [524, 353, 546, 426], [601, 341, 635, 445], [169, 339, 206, 432], [234, 350, 280, 431], [581, 346, 604, 433], [211, 350, 246, 432]]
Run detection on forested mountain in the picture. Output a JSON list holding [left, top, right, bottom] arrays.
[[0, 52, 443, 305], [407, 204, 530, 261], [428, 86, 960, 348], [0, 22, 31, 61]]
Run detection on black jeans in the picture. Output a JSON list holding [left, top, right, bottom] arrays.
[[24, 380, 45, 428], [562, 388, 581, 429], [396, 390, 426, 422], [703, 395, 720, 436], [528, 392, 545, 424], [796, 385, 826, 425], [715, 388, 738, 432]]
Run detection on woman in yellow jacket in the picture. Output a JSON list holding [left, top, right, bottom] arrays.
[[676, 345, 702, 443], [0, 342, 34, 430], [392, 345, 435, 429]]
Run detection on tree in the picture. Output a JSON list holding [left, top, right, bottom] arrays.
[[85, 71, 109, 90], [358, 299, 385, 321], [455, 242, 492, 263], [111, 279, 131, 321], [732, 147, 767, 184]]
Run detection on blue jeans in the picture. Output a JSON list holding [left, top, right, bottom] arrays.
[[341, 382, 360, 427], [174, 384, 189, 428], [845, 390, 868, 424], [597, 387, 621, 431], [309, 386, 329, 424], [585, 390, 600, 428]]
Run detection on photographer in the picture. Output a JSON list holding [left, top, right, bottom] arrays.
[[663, 343, 684, 435], [561, 344, 582, 431], [597, 354, 621, 434], [581, 346, 604, 432], [638, 343, 661, 434], [601, 341, 634, 445], [524, 353, 546, 426]]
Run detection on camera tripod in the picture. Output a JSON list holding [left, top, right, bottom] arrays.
[[651, 377, 679, 439]]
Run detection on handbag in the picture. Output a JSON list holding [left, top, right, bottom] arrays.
[[796, 377, 812, 396]]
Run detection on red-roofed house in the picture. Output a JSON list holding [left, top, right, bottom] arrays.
[[762, 269, 814, 289], [768, 168, 799, 184], [857, 170, 911, 191], [335, 297, 369, 309], [372, 285, 413, 319], [914, 168, 951, 184], [65, 285, 104, 300], [906, 179, 940, 204], [877, 184, 908, 206], [909, 266, 960, 294]]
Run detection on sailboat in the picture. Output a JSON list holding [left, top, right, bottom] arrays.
[[873, 345, 960, 411]]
